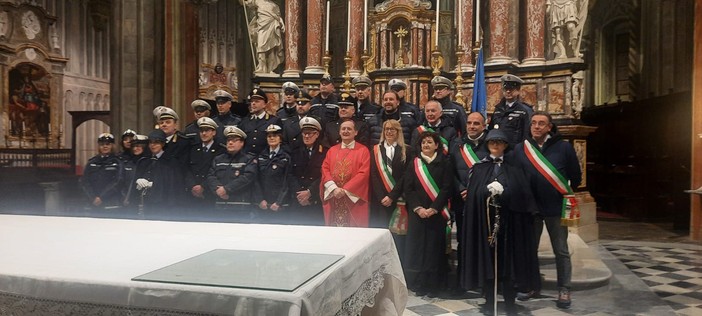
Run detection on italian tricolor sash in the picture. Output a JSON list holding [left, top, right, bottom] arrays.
[[523, 140, 580, 226], [459, 143, 480, 168], [374, 145, 408, 234], [413, 157, 450, 222], [417, 126, 449, 155]]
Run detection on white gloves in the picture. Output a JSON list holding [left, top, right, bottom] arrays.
[[487, 181, 504, 196], [136, 178, 153, 190]]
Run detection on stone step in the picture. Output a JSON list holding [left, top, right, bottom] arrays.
[[537, 232, 612, 290]]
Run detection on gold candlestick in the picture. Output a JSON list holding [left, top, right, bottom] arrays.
[[343, 53, 352, 94], [454, 45, 466, 109], [361, 50, 370, 77], [431, 46, 444, 77], [323, 51, 332, 77]]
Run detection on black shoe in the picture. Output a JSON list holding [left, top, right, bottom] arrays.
[[556, 288, 571, 309], [517, 290, 539, 301]]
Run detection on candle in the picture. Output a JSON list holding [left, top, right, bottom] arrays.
[[325, 1, 330, 52], [22, 121, 25, 132], [435, 0, 440, 47], [363, 0, 368, 51], [48, 123, 51, 134], [347, 0, 351, 52], [457, 0, 462, 45], [475, 0, 480, 44]]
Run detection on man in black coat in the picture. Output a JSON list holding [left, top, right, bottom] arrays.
[[489, 74, 534, 148], [80, 133, 124, 212], [183, 99, 213, 141], [289, 117, 328, 225], [153, 106, 192, 171], [409, 100, 458, 155], [367, 91, 419, 145], [353, 76, 380, 121], [310, 74, 339, 124], [282, 90, 313, 152], [276, 81, 300, 123], [239, 88, 283, 156], [184, 117, 225, 220], [321, 93, 370, 148], [431, 76, 468, 136], [212, 89, 242, 127]]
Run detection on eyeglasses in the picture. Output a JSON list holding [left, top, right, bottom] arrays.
[[302, 131, 319, 137]]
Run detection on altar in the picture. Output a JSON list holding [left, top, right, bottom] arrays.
[[0, 215, 407, 315]]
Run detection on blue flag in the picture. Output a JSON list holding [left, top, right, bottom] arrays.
[[471, 48, 487, 119]]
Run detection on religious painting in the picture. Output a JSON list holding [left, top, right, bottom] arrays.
[[521, 83, 537, 107], [486, 82, 502, 113], [547, 82, 565, 114], [8, 63, 51, 138], [573, 139, 587, 188]]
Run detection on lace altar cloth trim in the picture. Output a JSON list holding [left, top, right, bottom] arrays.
[[336, 265, 387, 316], [0, 292, 219, 316]]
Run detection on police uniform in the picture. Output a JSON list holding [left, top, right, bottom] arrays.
[[321, 94, 371, 148], [80, 133, 124, 211], [153, 106, 192, 170], [254, 124, 293, 224], [121, 134, 149, 208], [206, 126, 259, 223], [289, 117, 328, 225], [489, 74, 534, 147], [118, 129, 137, 161], [309, 74, 340, 124], [212, 90, 243, 127], [239, 88, 283, 155], [282, 91, 313, 152], [184, 117, 225, 217], [276, 82, 300, 123], [353, 76, 380, 121], [389, 78, 422, 120], [431, 76, 468, 137]]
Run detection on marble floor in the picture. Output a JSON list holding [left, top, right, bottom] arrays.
[[402, 221, 701, 316]]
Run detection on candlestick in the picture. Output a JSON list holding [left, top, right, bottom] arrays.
[[454, 45, 466, 109], [346, 0, 351, 52], [431, 48, 444, 77], [457, 0, 462, 45], [323, 52, 332, 77], [363, 0, 368, 51], [343, 54, 352, 94], [475, 0, 480, 46], [325, 1, 330, 52], [361, 50, 370, 76], [435, 0, 440, 47]]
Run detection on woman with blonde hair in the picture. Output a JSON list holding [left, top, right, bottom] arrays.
[[370, 119, 412, 260]]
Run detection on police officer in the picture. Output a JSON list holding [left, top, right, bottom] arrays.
[[489, 74, 534, 147], [431, 75, 468, 136], [212, 89, 242, 127], [80, 133, 124, 213], [276, 81, 300, 123], [310, 74, 340, 124], [367, 90, 419, 145], [206, 126, 259, 223], [282, 90, 314, 152], [353, 76, 380, 121], [254, 124, 292, 224], [184, 99, 212, 140], [388, 78, 421, 118], [153, 106, 191, 169], [118, 129, 136, 161], [239, 88, 283, 156], [184, 117, 225, 219], [289, 117, 328, 225], [122, 134, 149, 209], [322, 93, 371, 148]]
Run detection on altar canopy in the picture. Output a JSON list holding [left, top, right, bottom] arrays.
[[0, 215, 407, 315]]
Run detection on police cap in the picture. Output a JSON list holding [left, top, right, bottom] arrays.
[[431, 76, 453, 89], [223, 126, 247, 140], [213, 89, 234, 102], [131, 134, 149, 145], [352, 76, 372, 88], [296, 91, 312, 104], [388, 78, 407, 90], [282, 82, 300, 95], [247, 88, 268, 103], [265, 124, 283, 134], [501, 74, 524, 89], [191, 99, 211, 112], [148, 129, 167, 143], [320, 73, 333, 85], [299, 116, 322, 131], [485, 129, 509, 144], [97, 132, 115, 143], [153, 106, 179, 121], [338, 93, 357, 106], [122, 129, 136, 138], [197, 117, 218, 130]]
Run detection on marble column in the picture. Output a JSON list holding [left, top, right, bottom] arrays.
[[380, 24, 388, 69], [283, 0, 302, 77], [523, 0, 546, 65], [691, 0, 702, 241], [487, 0, 511, 64], [411, 21, 419, 67], [458, 0, 473, 69], [349, 0, 363, 76], [304, 0, 324, 74]]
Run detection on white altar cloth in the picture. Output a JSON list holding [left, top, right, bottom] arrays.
[[0, 215, 407, 315]]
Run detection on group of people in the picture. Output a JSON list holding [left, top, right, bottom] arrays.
[[79, 73, 581, 314]]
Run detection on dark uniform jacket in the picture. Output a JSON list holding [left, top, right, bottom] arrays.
[[276, 103, 297, 123], [290, 143, 327, 206], [369, 143, 411, 228], [206, 151, 259, 205], [213, 111, 242, 127], [254, 147, 292, 206], [513, 130, 582, 217], [80, 153, 124, 207], [436, 97, 468, 137], [322, 118, 370, 149], [185, 142, 225, 195], [355, 99, 381, 122], [310, 93, 339, 124], [184, 120, 200, 140], [409, 118, 458, 155], [130, 153, 184, 210], [282, 114, 311, 152], [239, 113, 283, 156], [367, 105, 419, 145], [489, 98, 533, 147], [163, 131, 192, 170]]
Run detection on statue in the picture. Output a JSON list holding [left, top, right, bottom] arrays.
[[242, 0, 285, 74], [0, 11, 8, 39], [547, 0, 582, 59], [571, 71, 584, 118]]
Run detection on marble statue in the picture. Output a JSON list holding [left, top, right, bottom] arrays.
[[547, 0, 581, 59], [0, 11, 8, 39], [242, 0, 285, 74]]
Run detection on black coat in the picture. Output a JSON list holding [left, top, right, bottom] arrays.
[[436, 97, 468, 136], [409, 119, 458, 156], [254, 147, 292, 206], [80, 153, 124, 207], [369, 143, 411, 228], [206, 151, 259, 205], [184, 142, 226, 193], [310, 93, 339, 124], [130, 154, 184, 212], [163, 131, 193, 170], [289, 143, 328, 225], [459, 157, 540, 292], [239, 113, 283, 156], [355, 99, 381, 122], [489, 98, 533, 147], [367, 105, 419, 145]]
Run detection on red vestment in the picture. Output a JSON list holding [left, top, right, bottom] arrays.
[[320, 143, 371, 227]]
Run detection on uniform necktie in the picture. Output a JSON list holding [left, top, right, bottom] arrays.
[[492, 157, 502, 178], [270, 151, 275, 159], [308, 148, 313, 158]]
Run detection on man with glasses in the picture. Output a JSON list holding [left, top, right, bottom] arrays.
[[489, 74, 533, 147], [184, 99, 213, 142], [431, 75, 468, 136], [289, 117, 327, 225], [276, 81, 300, 123], [80, 133, 124, 212]]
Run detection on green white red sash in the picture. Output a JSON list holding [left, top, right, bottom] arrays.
[[413, 157, 450, 221], [374, 145, 407, 234], [416, 126, 449, 155], [459, 143, 480, 168], [523, 140, 580, 226]]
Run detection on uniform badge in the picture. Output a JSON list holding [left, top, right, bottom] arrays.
[[494, 124, 499, 129], [508, 116, 513, 120], [235, 170, 240, 177], [272, 164, 278, 170]]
